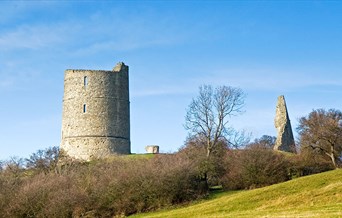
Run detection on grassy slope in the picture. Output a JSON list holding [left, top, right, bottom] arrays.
[[132, 169, 342, 218], [125, 153, 155, 159]]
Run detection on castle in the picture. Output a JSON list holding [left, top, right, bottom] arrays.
[[59, 62, 295, 161], [60, 62, 131, 161]]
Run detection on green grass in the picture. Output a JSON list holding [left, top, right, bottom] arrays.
[[124, 153, 155, 159], [98, 153, 155, 161], [131, 169, 342, 218]]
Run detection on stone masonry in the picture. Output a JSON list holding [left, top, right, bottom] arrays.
[[60, 62, 131, 161], [145, 145, 159, 154], [274, 95, 296, 153]]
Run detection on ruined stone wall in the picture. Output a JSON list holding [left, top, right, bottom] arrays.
[[145, 145, 159, 154], [60, 62, 130, 161], [274, 95, 296, 153]]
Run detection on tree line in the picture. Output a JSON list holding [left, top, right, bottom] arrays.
[[0, 84, 340, 217]]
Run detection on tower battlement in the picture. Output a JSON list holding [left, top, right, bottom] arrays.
[[60, 62, 131, 161]]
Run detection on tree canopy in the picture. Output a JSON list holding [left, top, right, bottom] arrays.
[[297, 109, 342, 168], [185, 85, 246, 157]]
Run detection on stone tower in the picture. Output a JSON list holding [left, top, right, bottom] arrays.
[[60, 62, 131, 161], [274, 95, 296, 153]]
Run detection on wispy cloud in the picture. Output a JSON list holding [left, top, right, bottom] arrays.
[[0, 8, 192, 54], [0, 21, 83, 51], [1, 7, 193, 89], [194, 66, 342, 91], [69, 13, 192, 55], [0, 58, 46, 90]]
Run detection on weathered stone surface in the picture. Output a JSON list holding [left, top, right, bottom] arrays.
[[274, 95, 296, 153], [60, 62, 131, 161], [145, 145, 159, 154]]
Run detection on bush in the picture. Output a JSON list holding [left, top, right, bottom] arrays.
[[1, 144, 334, 217], [3, 174, 87, 217], [25, 146, 60, 175], [180, 139, 229, 188], [0, 152, 207, 217], [289, 150, 335, 177], [87, 154, 207, 216], [221, 147, 291, 190]]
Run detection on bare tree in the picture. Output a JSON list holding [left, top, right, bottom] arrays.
[[185, 85, 246, 157], [3, 157, 25, 178], [297, 109, 342, 168], [26, 146, 60, 174], [247, 135, 277, 149]]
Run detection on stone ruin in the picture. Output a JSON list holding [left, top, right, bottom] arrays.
[[145, 145, 159, 154], [274, 95, 296, 153], [60, 62, 131, 161]]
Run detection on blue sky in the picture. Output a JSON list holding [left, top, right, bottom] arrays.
[[1, 1, 342, 160]]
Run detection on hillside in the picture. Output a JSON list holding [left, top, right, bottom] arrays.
[[132, 169, 342, 218]]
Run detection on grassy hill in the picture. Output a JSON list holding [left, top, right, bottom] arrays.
[[132, 169, 342, 218]]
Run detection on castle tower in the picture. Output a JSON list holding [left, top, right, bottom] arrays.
[[60, 62, 130, 161], [274, 95, 296, 153]]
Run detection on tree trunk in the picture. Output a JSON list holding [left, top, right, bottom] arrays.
[[330, 146, 337, 169], [206, 140, 211, 158], [206, 148, 211, 158], [329, 153, 337, 169], [330, 154, 337, 169]]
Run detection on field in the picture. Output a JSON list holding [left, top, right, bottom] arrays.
[[132, 169, 342, 218]]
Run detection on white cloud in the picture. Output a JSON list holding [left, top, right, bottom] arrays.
[[0, 9, 191, 54], [194, 66, 342, 91], [0, 24, 73, 51], [70, 15, 190, 55]]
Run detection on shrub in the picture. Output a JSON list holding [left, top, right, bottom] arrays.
[[180, 139, 229, 188], [0, 153, 208, 217], [221, 147, 291, 190], [25, 146, 60, 175], [3, 174, 87, 217], [289, 150, 335, 177], [88, 154, 207, 216]]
